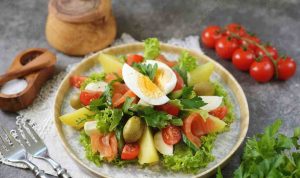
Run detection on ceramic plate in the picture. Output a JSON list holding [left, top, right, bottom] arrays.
[[54, 43, 249, 178]]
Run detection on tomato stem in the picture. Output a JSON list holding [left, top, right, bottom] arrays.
[[228, 32, 279, 79]]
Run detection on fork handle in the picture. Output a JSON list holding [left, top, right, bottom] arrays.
[[43, 156, 72, 178], [23, 160, 48, 178]]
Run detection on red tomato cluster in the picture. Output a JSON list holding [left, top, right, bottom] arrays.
[[201, 23, 297, 83]]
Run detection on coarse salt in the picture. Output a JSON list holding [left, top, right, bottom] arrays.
[[0, 79, 28, 95]]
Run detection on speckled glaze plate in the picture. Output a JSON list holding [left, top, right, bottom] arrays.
[[54, 43, 249, 178]]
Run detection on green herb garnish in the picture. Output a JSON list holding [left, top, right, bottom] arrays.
[[178, 51, 197, 72], [133, 63, 158, 81], [144, 38, 160, 59]]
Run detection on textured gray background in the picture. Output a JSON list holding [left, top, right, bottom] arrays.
[[0, 0, 300, 178]]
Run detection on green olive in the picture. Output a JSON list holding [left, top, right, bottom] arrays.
[[70, 93, 82, 109], [123, 116, 145, 143], [193, 81, 215, 96]]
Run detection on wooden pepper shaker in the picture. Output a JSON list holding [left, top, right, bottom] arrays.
[[45, 0, 117, 56]]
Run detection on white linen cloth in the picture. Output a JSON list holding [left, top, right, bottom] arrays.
[[0, 33, 203, 177]]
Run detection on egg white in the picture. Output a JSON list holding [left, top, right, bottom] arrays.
[[200, 96, 223, 111], [122, 63, 169, 105], [85, 81, 108, 92]]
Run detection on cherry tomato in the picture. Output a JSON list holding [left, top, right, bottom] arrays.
[[173, 71, 184, 91], [201, 25, 223, 48], [121, 143, 140, 160], [156, 103, 180, 116], [232, 47, 255, 71], [209, 106, 228, 120], [162, 125, 182, 145], [250, 57, 274, 83], [126, 54, 144, 66], [277, 56, 297, 80], [225, 23, 246, 37], [69, 76, 87, 88], [80, 90, 102, 105], [182, 113, 202, 148], [215, 36, 239, 60], [91, 133, 118, 162], [241, 34, 261, 51], [255, 45, 278, 60], [156, 55, 177, 67]]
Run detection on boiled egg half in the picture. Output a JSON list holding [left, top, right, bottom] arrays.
[[144, 60, 177, 94], [122, 61, 176, 105]]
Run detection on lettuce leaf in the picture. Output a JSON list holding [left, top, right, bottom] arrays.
[[178, 51, 197, 72], [144, 38, 160, 59], [95, 108, 123, 133], [79, 131, 102, 166], [162, 133, 216, 173]]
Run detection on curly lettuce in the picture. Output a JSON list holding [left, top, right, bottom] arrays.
[[144, 38, 160, 59]]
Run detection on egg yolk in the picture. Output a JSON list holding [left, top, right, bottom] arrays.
[[154, 68, 172, 93], [138, 75, 164, 98]]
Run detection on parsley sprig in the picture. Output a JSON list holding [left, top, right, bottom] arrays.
[[133, 63, 158, 81]]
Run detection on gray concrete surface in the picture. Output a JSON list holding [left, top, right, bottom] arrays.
[[0, 0, 300, 177]]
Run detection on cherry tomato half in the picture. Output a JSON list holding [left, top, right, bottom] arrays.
[[162, 125, 182, 145], [250, 57, 274, 83], [121, 143, 140, 160], [255, 45, 278, 60], [173, 71, 184, 91], [80, 90, 102, 106], [225, 23, 246, 37], [209, 106, 228, 120], [232, 47, 255, 71], [156, 102, 180, 116], [201, 25, 223, 48], [126, 54, 144, 66], [277, 56, 297, 80], [69, 75, 87, 88], [156, 55, 177, 67], [215, 36, 239, 60]]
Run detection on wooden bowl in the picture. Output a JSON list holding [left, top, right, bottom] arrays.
[[46, 0, 117, 56], [54, 43, 249, 178], [0, 48, 56, 112]]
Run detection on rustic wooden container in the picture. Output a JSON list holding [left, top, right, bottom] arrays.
[[0, 48, 56, 112], [46, 0, 116, 56]]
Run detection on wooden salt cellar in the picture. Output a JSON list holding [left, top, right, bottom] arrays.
[[0, 48, 56, 112], [46, 0, 117, 56]]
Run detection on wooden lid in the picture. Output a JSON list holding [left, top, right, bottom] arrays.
[[48, 0, 111, 23]]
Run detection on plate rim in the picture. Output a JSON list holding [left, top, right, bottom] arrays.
[[54, 42, 249, 178]]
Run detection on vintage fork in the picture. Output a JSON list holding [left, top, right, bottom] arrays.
[[17, 122, 72, 178], [0, 125, 48, 178]]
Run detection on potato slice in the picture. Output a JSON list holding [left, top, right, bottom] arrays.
[[59, 107, 94, 129]]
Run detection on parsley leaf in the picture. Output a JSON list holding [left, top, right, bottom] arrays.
[[133, 63, 158, 81], [178, 51, 197, 72], [122, 97, 134, 114], [173, 65, 188, 85], [172, 86, 206, 109], [144, 38, 160, 59], [135, 106, 181, 128], [182, 134, 199, 152], [181, 86, 196, 99], [89, 97, 107, 112], [233, 119, 300, 178], [95, 108, 123, 133], [181, 97, 206, 109]]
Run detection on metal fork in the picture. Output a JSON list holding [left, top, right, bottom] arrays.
[[0, 125, 48, 178], [17, 122, 71, 178]]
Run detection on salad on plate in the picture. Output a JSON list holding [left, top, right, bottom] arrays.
[[59, 38, 235, 173]]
